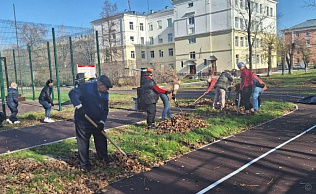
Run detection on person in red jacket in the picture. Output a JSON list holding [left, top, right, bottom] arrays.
[[237, 62, 254, 114], [141, 71, 169, 129]]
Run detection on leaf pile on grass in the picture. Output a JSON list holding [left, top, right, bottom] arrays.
[[0, 151, 149, 193], [155, 113, 209, 134]]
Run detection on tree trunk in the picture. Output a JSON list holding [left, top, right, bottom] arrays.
[[267, 43, 272, 76], [281, 53, 285, 76], [247, 0, 252, 70]]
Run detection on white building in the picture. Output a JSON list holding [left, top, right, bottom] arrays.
[[91, 0, 277, 76]]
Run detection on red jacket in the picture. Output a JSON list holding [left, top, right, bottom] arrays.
[[240, 67, 254, 90]]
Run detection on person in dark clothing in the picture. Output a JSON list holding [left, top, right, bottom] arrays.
[[212, 70, 233, 110], [6, 82, 20, 124], [39, 79, 55, 123], [69, 75, 113, 172], [237, 62, 254, 114], [141, 72, 168, 129]]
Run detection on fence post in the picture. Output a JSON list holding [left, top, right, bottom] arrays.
[[96, 31, 101, 76], [0, 53, 6, 117], [69, 36, 75, 86], [52, 28, 62, 111], [28, 45, 35, 100], [12, 49, 18, 86], [47, 41, 54, 100]]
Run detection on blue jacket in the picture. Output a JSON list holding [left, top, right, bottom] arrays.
[[69, 82, 109, 124], [7, 87, 18, 109]]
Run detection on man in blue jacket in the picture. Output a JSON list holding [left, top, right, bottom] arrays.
[[69, 75, 113, 172]]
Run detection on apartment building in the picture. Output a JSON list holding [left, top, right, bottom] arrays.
[[91, 0, 277, 76], [283, 19, 316, 66]]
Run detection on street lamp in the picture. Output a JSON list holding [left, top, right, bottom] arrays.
[[207, 55, 217, 76]]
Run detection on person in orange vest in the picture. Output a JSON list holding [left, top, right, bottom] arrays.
[[252, 74, 267, 112]]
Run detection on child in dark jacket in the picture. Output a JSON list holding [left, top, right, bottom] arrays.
[[7, 82, 19, 124]]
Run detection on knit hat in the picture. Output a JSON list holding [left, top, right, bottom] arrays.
[[98, 75, 113, 88], [237, 62, 245, 68]]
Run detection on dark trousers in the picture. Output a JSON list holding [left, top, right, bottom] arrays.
[[75, 121, 108, 168], [146, 103, 156, 127], [8, 105, 18, 122], [241, 85, 253, 111]]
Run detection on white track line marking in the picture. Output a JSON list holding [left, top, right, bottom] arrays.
[[197, 124, 316, 194]]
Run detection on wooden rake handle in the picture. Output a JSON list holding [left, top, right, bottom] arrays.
[[84, 114, 127, 157]]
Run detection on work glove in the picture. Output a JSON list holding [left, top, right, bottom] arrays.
[[51, 102, 54, 106], [77, 107, 86, 117], [96, 122, 104, 132]]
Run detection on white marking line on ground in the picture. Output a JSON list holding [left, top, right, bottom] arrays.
[[197, 124, 316, 194]]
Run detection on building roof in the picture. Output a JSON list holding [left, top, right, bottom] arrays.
[[283, 19, 316, 31]]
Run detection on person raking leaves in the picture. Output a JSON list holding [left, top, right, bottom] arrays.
[[69, 75, 113, 172]]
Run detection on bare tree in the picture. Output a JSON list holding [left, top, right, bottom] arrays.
[[73, 35, 96, 64], [100, 0, 121, 63], [299, 45, 311, 72], [229, 0, 277, 70], [17, 23, 48, 47], [262, 33, 277, 76], [304, 0, 316, 8]]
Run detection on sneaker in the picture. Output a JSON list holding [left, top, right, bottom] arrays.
[[44, 117, 55, 123], [13, 121, 20, 124], [6, 119, 13, 124]]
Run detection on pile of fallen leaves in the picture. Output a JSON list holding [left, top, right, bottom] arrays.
[[155, 113, 209, 134], [0, 151, 149, 193]]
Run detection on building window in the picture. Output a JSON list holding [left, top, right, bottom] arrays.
[[189, 27, 195, 34], [141, 37, 145, 45], [240, 18, 244, 29], [149, 37, 154, 45], [167, 18, 173, 27], [246, 54, 249, 63], [140, 23, 144, 31], [149, 23, 153, 31], [235, 0, 238, 7], [129, 22, 134, 30], [240, 0, 244, 9], [235, 17, 239, 28], [131, 51, 135, 58], [236, 54, 239, 63], [157, 20, 162, 29], [158, 35, 163, 43], [266, 6, 269, 16], [270, 8, 273, 16], [260, 4, 263, 14], [235, 36, 239, 46], [168, 33, 173, 42], [190, 51, 196, 59], [306, 40, 310, 46], [112, 33, 116, 41], [256, 55, 260, 63], [168, 48, 174, 56], [189, 37, 196, 44], [261, 54, 264, 64], [189, 17, 195, 25], [245, 37, 248, 47], [181, 61, 184, 67], [159, 50, 164, 57], [188, 2, 193, 7], [150, 51, 155, 58], [255, 3, 258, 13], [141, 51, 145, 59], [296, 32, 300, 37], [240, 37, 244, 47], [130, 36, 134, 42], [306, 31, 311, 37]]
